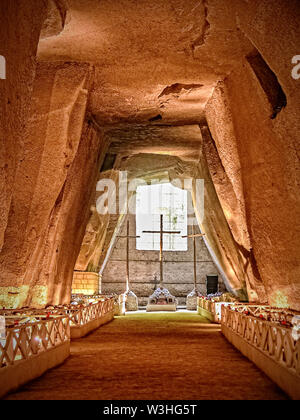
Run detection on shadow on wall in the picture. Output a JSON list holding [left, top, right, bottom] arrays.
[[246, 51, 287, 119]]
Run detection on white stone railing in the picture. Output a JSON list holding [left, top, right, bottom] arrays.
[[71, 293, 124, 316], [197, 297, 237, 322], [0, 315, 70, 368], [0, 297, 115, 339], [0, 298, 114, 397], [0, 297, 115, 325], [197, 297, 213, 313], [213, 302, 235, 322], [67, 298, 115, 327], [221, 305, 300, 399], [221, 306, 300, 373]]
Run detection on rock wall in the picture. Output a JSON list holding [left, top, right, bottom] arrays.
[[75, 169, 120, 273], [0, 0, 47, 252], [204, 0, 300, 310], [191, 136, 250, 302], [0, 62, 105, 308], [198, 124, 267, 303]]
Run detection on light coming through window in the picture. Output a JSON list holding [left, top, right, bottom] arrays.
[[136, 183, 188, 251]]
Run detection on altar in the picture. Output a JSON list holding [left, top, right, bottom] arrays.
[[146, 287, 177, 312]]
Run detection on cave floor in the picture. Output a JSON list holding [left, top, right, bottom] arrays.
[[6, 312, 288, 400]]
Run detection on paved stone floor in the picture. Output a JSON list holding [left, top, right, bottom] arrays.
[[6, 312, 288, 400]]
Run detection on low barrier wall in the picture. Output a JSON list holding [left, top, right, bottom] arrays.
[[221, 305, 300, 400], [0, 315, 70, 398]]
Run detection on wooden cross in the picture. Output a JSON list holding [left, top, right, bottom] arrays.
[[117, 220, 140, 293], [143, 214, 181, 288], [182, 225, 206, 291]]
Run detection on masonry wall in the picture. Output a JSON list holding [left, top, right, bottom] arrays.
[[102, 215, 224, 306], [72, 272, 100, 295]]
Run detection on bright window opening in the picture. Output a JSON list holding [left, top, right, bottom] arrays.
[[136, 183, 188, 251]]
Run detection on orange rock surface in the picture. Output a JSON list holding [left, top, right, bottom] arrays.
[[0, 0, 299, 309]]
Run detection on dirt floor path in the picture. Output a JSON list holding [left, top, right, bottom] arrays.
[[6, 312, 287, 400]]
